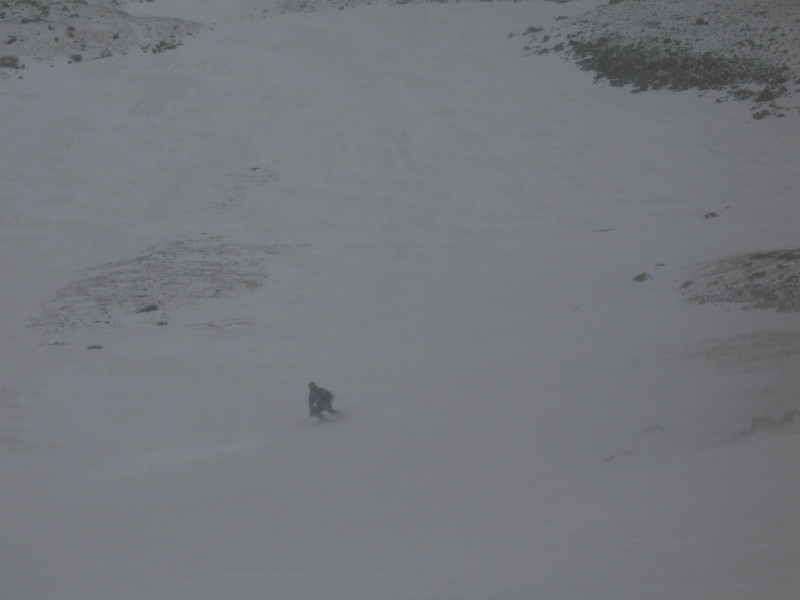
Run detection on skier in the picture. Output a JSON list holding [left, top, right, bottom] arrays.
[[308, 382, 338, 419]]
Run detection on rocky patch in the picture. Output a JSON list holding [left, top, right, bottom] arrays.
[[31, 234, 282, 332], [682, 249, 800, 313], [0, 0, 201, 76], [521, 0, 800, 118]]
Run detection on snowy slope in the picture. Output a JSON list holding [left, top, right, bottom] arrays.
[[1, 1, 798, 599], [0, 0, 202, 69]]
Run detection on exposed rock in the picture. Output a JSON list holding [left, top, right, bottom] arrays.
[[0, 0, 202, 68], [31, 235, 282, 332], [683, 249, 800, 312], [521, 0, 800, 118]]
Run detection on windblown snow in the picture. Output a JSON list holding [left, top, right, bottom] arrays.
[[1, 1, 798, 599]]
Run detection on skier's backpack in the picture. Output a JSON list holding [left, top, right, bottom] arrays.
[[317, 387, 334, 405]]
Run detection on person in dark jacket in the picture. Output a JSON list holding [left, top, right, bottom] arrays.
[[308, 382, 338, 418]]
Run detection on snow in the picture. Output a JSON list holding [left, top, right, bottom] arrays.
[[1, 1, 798, 599]]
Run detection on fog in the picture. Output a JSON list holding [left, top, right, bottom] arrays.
[[1, 1, 798, 598]]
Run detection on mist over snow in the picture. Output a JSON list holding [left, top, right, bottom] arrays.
[[1, 1, 798, 599]]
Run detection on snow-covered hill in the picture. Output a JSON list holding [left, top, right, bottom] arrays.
[[2, 1, 798, 599], [0, 0, 201, 73]]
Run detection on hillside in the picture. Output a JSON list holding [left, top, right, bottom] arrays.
[[1, 1, 798, 599]]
